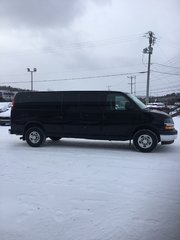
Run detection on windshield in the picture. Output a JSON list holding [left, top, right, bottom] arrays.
[[127, 94, 146, 109]]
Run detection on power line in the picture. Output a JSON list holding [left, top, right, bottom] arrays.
[[165, 54, 180, 65], [151, 70, 180, 76], [136, 88, 180, 94], [148, 66, 177, 83], [145, 64, 180, 84], [0, 34, 145, 58], [152, 63, 180, 69], [45, 34, 143, 50], [150, 84, 180, 91], [137, 76, 179, 85], [137, 85, 180, 93], [150, 89, 180, 94], [0, 71, 147, 85], [137, 84, 180, 95], [160, 37, 180, 46]]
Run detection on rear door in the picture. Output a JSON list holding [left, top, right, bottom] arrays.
[[78, 92, 105, 138], [61, 92, 81, 136]]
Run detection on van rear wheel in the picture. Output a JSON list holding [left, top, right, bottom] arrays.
[[133, 129, 158, 152], [25, 127, 46, 147]]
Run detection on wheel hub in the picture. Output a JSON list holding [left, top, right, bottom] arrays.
[[138, 134, 153, 149], [29, 131, 40, 144]]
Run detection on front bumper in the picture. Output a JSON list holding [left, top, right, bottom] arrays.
[[160, 129, 178, 144]]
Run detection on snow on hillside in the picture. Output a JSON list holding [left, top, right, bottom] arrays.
[[0, 117, 180, 240]]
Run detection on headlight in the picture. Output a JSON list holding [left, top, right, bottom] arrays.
[[164, 118, 174, 130]]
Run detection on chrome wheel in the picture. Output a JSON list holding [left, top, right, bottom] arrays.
[[29, 131, 41, 144], [133, 129, 158, 152], [25, 127, 46, 147], [137, 134, 153, 149]]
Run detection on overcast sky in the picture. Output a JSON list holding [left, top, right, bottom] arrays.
[[0, 0, 180, 96]]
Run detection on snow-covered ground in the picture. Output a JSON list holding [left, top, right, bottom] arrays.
[[0, 117, 180, 240]]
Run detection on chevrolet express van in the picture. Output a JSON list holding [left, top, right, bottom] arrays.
[[9, 91, 178, 152]]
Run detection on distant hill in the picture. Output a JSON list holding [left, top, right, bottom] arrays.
[[0, 85, 30, 92], [0, 86, 30, 101]]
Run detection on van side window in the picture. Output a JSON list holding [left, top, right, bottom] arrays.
[[107, 94, 130, 111]]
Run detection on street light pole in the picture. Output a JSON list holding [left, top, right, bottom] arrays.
[[27, 68, 37, 91]]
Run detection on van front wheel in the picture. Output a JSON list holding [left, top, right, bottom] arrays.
[[133, 129, 158, 152], [25, 127, 46, 147]]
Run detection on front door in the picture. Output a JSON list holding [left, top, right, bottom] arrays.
[[103, 93, 141, 140]]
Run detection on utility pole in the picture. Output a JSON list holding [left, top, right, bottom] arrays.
[[127, 76, 136, 94], [134, 76, 136, 95], [143, 31, 156, 104], [27, 68, 37, 91], [107, 85, 111, 91]]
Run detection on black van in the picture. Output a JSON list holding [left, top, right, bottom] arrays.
[[9, 91, 178, 152]]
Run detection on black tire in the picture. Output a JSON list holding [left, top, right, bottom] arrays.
[[133, 129, 158, 152], [25, 127, 46, 147], [49, 137, 61, 141]]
